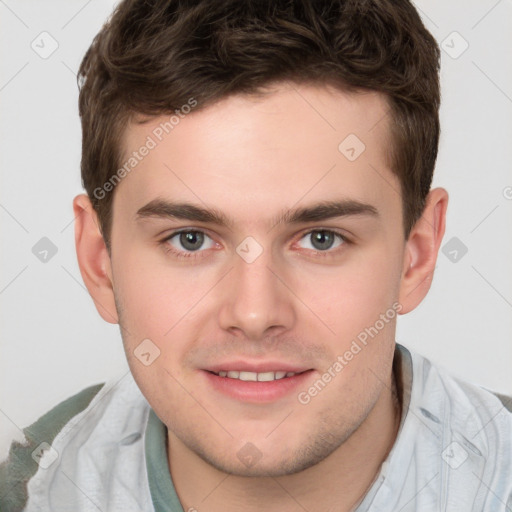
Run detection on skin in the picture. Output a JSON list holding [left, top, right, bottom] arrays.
[[73, 82, 448, 512]]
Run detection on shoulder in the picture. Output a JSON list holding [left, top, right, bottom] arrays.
[[0, 372, 153, 512], [401, 343, 512, 419], [484, 389, 512, 413], [405, 345, 512, 506], [0, 382, 105, 512], [386, 344, 512, 510], [406, 345, 512, 438]]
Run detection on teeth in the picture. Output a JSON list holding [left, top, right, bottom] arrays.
[[215, 370, 298, 381], [257, 372, 275, 382], [239, 371, 257, 381]]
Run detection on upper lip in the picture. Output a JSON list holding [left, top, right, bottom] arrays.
[[204, 361, 312, 373]]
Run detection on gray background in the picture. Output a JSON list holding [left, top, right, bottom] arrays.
[[1, 0, 511, 460]]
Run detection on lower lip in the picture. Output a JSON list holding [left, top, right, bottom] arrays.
[[201, 369, 315, 403]]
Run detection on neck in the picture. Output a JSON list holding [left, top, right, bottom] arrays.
[[167, 369, 401, 512]]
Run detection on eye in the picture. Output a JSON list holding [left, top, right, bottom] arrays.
[[161, 228, 349, 260], [296, 229, 347, 252], [163, 230, 216, 257]]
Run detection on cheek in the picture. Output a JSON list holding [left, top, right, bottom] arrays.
[[296, 248, 400, 340], [112, 250, 186, 341], [112, 254, 198, 399], [111, 248, 218, 369], [116, 269, 169, 334]]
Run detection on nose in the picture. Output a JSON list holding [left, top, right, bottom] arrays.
[[217, 246, 296, 341]]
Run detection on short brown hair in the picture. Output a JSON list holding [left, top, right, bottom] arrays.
[[78, 0, 440, 249]]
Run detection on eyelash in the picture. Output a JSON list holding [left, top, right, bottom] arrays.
[[160, 228, 352, 261]]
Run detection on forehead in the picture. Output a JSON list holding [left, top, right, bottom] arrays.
[[114, 83, 399, 228]]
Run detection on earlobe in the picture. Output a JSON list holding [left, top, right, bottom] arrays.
[[73, 194, 119, 324], [398, 187, 449, 314]]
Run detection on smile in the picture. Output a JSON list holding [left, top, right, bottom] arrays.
[[208, 370, 304, 381], [203, 369, 314, 403]]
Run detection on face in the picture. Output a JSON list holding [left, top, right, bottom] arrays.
[[108, 83, 407, 476]]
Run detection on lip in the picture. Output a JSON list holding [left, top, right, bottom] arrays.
[[201, 368, 315, 403], [204, 360, 311, 373]]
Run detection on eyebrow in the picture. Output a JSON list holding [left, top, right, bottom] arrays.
[[135, 198, 379, 228]]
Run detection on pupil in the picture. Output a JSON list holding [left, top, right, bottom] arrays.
[[311, 231, 334, 250], [180, 231, 204, 251]]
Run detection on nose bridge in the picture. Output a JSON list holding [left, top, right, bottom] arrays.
[[218, 240, 294, 339]]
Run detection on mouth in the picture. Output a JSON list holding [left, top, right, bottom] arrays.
[[201, 367, 315, 403], [206, 369, 307, 381]]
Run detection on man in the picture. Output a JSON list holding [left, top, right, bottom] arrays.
[[1, 0, 511, 511]]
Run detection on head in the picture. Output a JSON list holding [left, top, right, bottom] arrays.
[[74, 0, 448, 476]]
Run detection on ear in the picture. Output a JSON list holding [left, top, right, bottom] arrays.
[[398, 187, 449, 314], [73, 194, 119, 324]]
